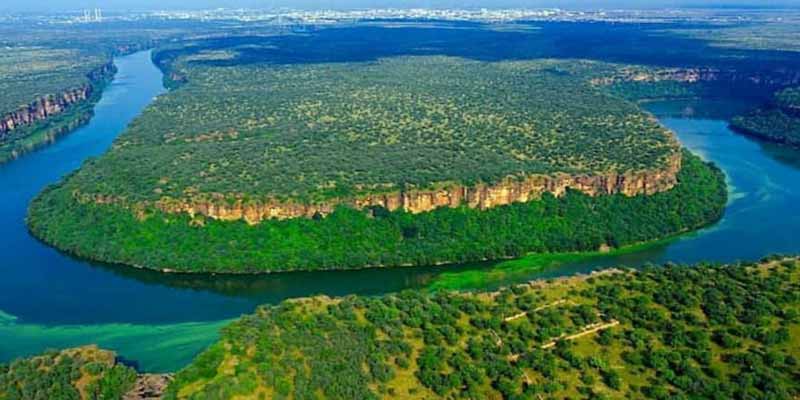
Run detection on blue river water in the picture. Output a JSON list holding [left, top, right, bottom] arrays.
[[0, 52, 798, 371]]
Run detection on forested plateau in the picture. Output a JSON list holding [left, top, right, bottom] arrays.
[[61, 55, 681, 209]]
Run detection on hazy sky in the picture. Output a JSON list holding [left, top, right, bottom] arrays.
[[2, 0, 798, 12]]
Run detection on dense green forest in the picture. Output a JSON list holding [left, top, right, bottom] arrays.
[[731, 87, 800, 147], [28, 151, 725, 272], [59, 54, 677, 204], [164, 257, 800, 399], [608, 78, 775, 104], [0, 346, 136, 400]]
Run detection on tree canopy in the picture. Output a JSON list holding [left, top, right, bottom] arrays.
[[164, 257, 800, 399]]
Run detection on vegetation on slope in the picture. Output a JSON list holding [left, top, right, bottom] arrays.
[[732, 87, 800, 147], [0, 47, 106, 116], [0, 19, 245, 163], [28, 151, 725, 272], [0, 71, 114, 164], [0, 345, 136, 400], [0, 17, 268, 121], [60, 54, 678, 205], [164, 257, 800, 399], [0, 47, 114, 162]]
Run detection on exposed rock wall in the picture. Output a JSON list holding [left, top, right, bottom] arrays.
[[0, 62, 115, 139], [124, 374, 173, 400], [594, 67, 800, 87], [79, 150, 682, 225]]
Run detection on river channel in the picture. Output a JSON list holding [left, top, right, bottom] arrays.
[[1, 51, 798, 372]]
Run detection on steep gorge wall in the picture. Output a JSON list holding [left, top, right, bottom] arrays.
[[80, 151, 682, 225], [594, 67, 800, 88], [0, 62, 115, 140]]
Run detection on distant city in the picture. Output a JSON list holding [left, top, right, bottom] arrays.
[[80, 8, 103, 22], [0, 7, 795, 26]]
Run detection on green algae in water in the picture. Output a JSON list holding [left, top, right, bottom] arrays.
[[428, 240, 677, 291], [0, 312, 229, 373], [0, 310, 18, 324]]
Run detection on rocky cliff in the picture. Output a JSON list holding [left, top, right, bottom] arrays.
[[78, 151, 682, 225], [124, 374, 173, 400], [593, 67, 800, 88], [0, 62, 115, 140]]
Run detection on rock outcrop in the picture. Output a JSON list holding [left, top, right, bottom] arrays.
[[0, 62, 115, 140], [79, 150, 682, 225], [593, 67, 800, 88], [124, 374, 174, 400]]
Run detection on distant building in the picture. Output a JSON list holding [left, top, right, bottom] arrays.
[[82, 8, 102, 23]]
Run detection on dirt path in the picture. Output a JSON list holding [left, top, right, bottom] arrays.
[[503, 299, 571, 322], [540, 320, 620, 349], [507, 319, 620, 361]]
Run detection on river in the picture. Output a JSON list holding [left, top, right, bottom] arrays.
[[1, 51, 799, 372]]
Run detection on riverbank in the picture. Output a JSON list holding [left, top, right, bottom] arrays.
[[427, 237, 682, 291], [729, 86, 800, 148], [0, 63, 116, 164], [730, 118, 800, 148], [26, 150, 726, 274]]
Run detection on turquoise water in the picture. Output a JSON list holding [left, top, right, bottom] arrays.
[[471, 99, 800, 283], [0, 52, 798, 372]]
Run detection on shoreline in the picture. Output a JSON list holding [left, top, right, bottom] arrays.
[[28, 176, 724, 278], [728, 122, 800, 149], [426, 230, 703, 291], [0, 62, 117, 164]]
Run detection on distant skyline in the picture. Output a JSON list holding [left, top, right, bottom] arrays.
[[2, 0, 799, 13]]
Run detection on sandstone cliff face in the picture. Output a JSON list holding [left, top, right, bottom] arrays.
[[594, 67, 800, 88], [80, 151, 682, 225], [0, 62, 115, 139]]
